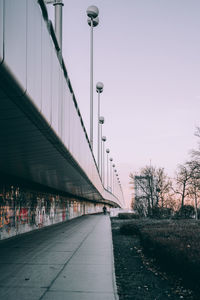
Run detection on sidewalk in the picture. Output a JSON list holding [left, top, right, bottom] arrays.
[[0, 215, 118, 300]]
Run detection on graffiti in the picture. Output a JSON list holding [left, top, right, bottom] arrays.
[[0, 185, 102, 240]]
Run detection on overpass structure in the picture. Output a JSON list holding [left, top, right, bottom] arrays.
[[0, 0, 124, 239]]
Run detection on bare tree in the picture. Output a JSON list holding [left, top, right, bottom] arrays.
[[173, 164, 192, 209], [130, 166, 173, 217], [186, 160, 200, 219], [170, 127, 200, 218], [155, 168, 172, 208]]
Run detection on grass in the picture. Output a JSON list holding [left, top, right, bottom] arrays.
[[120, 219, 200, 292], [118, 213, 140, 219]]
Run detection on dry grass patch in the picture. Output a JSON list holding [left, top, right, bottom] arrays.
[[120, 219, 200, 292], [118, 213, 140, 219]]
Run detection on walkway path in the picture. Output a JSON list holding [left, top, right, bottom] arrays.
[[0, 215, 118, 300]]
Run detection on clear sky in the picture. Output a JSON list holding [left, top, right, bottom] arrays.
[[47, 1, 200, 208]]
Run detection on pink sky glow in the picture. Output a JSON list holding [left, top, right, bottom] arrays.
[[48, 1, 200, 208]]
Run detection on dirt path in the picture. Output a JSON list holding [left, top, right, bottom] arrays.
[[111, 219, 195, 300]]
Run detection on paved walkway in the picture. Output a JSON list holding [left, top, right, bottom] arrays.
[[0, 215, 118, 300]]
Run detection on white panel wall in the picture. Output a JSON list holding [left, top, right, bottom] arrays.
[[4, 0, 27, 91], [2, 0, 123, 207], [27, 0, 42, 109]]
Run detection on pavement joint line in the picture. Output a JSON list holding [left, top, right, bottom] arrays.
[[0, 285, 47, 289], [67, 263, 109, 265], [48, 250, 75, 252], [0, 222, 86, 265], [49, 289, 114, 294], [0, 263, 64, 265], [0, 215, 88, 246], [0, 216, 93, 291], [39, 216, 102, 300]]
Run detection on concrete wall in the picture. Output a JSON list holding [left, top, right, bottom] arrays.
[[0, 183, 107, 240]]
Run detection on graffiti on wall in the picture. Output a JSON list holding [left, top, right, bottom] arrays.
[[0, 185, 101, 240]]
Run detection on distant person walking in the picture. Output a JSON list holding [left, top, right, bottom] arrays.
[[103, 206, 107, 215]]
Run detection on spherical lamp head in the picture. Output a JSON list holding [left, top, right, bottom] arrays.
[[87, 16, 99, 27], [110, 158, 113, 162], [114, 169, 117, 172], [99, 116, 104, 124], [106, 148, 110, 154], [113, 164, 115, 168], [87, 5, 99, 19], [102, 136, 106, 142], [96, 82, 104, 93]]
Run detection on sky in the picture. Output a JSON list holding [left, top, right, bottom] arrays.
[[47, 1, 200, 208]]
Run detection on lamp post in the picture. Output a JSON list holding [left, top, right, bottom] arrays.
[[112, 163, 115, 194], [44, 0, 64, 51], [102, 136, 106, 185], [106, 148, 110, 190], [117, 174, 120, 186], [114, 169, 117, 190], [99, 116, 104, 178], [54, 0, 64, 50], [87, 6, 99, 150], [109, 158, 113, 192], [96, 82, 104, 168]]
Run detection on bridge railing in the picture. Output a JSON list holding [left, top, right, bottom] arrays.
[[0, 0, 124, 207]]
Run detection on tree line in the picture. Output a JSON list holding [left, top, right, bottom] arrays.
[[129, 127, 200, 219]]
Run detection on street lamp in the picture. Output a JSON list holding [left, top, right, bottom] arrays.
[[87, 6, 99, 150], [106, 148, 110, 190], [112, 164, 115, 194], [102, 136, 106, 185], [44, 0, 64, 51], [96, 82, 104, 168], [109, 158, 113, 192], [99, 116, 104, 178]]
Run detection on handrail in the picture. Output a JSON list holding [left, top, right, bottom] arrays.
[[48, 20, 60, 51], [37, 0, 48, 21]]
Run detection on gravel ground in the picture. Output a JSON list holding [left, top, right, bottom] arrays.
[[111, 218, 196, 300]]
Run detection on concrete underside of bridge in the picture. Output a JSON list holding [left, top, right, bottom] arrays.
[[0, 68, 118, 240], [0, 63, 118, 207], [0, 0, 122, 239]]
